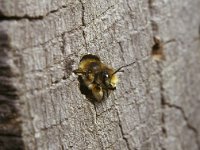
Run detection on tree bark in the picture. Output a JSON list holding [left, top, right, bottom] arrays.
[[0, 0, 200, 150]]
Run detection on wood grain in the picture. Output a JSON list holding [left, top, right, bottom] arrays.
[[0, 0, 200, 149]]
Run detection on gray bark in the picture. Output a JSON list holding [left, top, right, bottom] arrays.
[[0, 0, 200, 150]]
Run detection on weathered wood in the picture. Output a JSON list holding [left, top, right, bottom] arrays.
[[0, 0, 200, 149], [0, 30, 24, 150]]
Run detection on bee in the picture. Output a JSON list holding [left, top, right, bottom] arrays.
[[151, 36, 176, 61], [73, 54, 135, 102]]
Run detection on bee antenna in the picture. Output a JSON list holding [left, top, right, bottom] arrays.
[[164, 39, 176, 45], [112, 61, 136, 75]]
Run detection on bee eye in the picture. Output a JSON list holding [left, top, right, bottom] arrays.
[[102, 71, 109, 79]]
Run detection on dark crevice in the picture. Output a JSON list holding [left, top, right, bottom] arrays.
[[153, 35, 167, 147], [0, 5, 67, 22], [79, 0, 88, 51], [0, 134, 22, 138], [157, 63, 200, 149], [118, 41, 124, 53], [61, 33, 66, 55], [82, 30, 87, 50], [161, 99, 167, 144], [0, 13, 44, 21], [116, 110, 131, 150], [164, 102, 200, 149], [161, 111, 167, 137], [79, 0, 86, 27], [0, 136, 24, 150], [125, 0, 132, 11], [148, 0, 159, 35], [2, 3, 117, 52], [0, 31, 25, 148], [156, 63, 168, 150], [148, 0, 153, 15], [148, 0, 167, 149], [119, 122, 131, 150], [161, 147, 166, 150]]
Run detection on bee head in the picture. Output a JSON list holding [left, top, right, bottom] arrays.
[[98, 70, 118, 90]]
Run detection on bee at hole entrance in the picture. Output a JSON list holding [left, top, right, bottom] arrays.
[[73, 54, 135, 102], [151, 36, 176, 61]]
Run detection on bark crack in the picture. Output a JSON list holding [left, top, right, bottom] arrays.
[[116, 109, 131, 150], [148, 0, 167, 149], [125, 0, 132, 11], [164, 101, 200, 149], [60, 33, 66, 55], [95, 105, 115, 117], [11, 3, 116, 52], [93, 104, 104, 149], [156, 64, 167, 150], [0, 5, 67, 21], [157, 63, 200, 149], [78, 0, 88, 51], [148, 0, 159, 35], [0, 31, 25, 149]]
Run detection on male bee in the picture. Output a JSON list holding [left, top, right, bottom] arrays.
[[73, 54, 134, 102]]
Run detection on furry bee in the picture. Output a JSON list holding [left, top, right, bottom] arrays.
[[151, 36, 176, 61], [73, 54, 134, 102]]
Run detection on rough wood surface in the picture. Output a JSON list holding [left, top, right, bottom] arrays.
[[0, 0, 200, 150]]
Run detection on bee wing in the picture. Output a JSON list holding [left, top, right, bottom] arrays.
[[91, 85, 104, 102]]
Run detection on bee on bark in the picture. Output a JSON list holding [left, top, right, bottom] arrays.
[[73, 54, 134, 102], [151, 36, 176, 61]]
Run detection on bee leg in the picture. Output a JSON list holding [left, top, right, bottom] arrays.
[[90, 84, 104, 102], [102, 89, 111, 100], [73, 69, 85, 75], [106, 89, 109, 98]]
